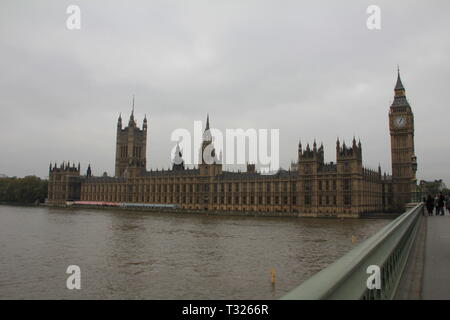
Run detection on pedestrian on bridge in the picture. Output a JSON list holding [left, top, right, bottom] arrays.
[[426, 195, 434, 216], [435, 195, 439, 215], [446, 194, 450, 215], [437, 193, 445, 216], [423, 197, 427, 216]]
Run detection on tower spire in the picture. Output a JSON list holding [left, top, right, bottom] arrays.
[[172, 142, 185, 170], [143, 113, 147, 130], [206, 114, 210, 131], [129, 95, 136, 126], [117, 112, 122, 129], [87, 163, 92, 177], [395, 66, 405, 92]]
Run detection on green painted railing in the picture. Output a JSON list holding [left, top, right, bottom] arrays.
[[281, 203, 424, 300]]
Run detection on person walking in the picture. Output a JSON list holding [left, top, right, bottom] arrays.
[[422, 197, 427, 216], [437, 192, 445, 216], [446, 193, 450, 215], [426, 194, 434, 216], [435, 195, 439, 216]]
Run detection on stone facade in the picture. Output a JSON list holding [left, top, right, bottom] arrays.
[[48, 71, 417, 216], [47, 162, 82, 205]]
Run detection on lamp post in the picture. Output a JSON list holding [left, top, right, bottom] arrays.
[[411, 154, 418, 202]]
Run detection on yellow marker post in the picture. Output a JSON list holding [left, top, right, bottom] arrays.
[[271, 268, 276, 285]]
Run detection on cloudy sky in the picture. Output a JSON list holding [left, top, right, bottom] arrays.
[[0, 0, 449, 185]]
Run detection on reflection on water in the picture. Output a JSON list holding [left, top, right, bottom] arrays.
[[0, 205, 390, 299]]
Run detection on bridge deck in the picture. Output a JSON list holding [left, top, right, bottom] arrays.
[[422, 215, 450, 300], [281, 204, 450, 300]]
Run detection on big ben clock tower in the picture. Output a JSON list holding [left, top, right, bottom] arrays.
[[389, 68, 417, 211]]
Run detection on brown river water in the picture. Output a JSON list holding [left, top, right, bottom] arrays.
[[0, 205, 390, 299]]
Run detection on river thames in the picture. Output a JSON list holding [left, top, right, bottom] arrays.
[[0, 205, 390, 299]]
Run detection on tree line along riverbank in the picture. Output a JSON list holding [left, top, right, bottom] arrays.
[[0, 176, 47, 204]]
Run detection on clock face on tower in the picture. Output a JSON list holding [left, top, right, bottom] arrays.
[[394, 116, 406, 128]]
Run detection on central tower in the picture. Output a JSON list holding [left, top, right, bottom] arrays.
[[199, 115, 222, 177], [389, 69, 417, 210], [115, 98, 147, 177]]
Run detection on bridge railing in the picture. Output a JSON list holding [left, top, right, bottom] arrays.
[[281, 203, 424, 300]]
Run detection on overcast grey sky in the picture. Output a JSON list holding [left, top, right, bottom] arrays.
[[0, 0, 449, 185]]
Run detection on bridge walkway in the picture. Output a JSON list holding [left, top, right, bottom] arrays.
[[422, 214, 450, 299]]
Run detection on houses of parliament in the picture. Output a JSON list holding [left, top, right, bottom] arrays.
[[47, 71, 418, 217]]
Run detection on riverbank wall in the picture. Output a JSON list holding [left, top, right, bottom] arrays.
[[36, 203, 400, 220]]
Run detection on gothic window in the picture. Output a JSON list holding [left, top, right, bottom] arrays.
[[344, 162, 350, 172], [305, 195, 311, 205], [343, 179, 351, 191], [304, 181, 312, 192], [344, 195, 352, 205]]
